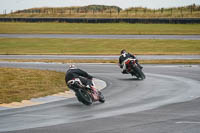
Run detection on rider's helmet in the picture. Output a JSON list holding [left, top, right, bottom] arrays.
[[120, 49, 127, 54], [69, 64, 77, 69]]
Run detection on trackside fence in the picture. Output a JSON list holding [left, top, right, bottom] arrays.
[[0, 18, 200, 23]]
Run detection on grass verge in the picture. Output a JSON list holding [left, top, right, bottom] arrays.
[[0, 67, 67, 104], [0, 23, 200, 35], [0, 38, 200, 55], [1, 59, 200, 64]]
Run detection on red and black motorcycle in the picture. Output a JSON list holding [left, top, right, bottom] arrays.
[[67, 78, 105, 105], [122, 58, 145, 80]]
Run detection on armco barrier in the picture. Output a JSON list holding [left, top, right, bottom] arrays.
[[0, 18, 200, 23]]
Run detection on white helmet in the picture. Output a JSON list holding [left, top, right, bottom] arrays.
[[69, 64, 76, 69]]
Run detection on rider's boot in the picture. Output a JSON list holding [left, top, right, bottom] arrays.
[[122, 69, 128, 74]]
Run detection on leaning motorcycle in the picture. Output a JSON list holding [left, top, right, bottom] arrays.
[[122, 58, 146, 80], [67, 78, 105, 105]]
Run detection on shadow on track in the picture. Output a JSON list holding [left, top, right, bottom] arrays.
[[117, 78, 140, 81]]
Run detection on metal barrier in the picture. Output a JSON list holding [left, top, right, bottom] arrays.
[[0, 18, 200, 23]]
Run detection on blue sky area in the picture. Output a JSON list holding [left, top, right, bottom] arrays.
[[1, 0, 200, 14]]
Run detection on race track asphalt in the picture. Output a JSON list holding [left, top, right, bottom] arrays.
[[0, 32, 200, 133], [0, 62, 200, 133], [0, 34, 200, 40]]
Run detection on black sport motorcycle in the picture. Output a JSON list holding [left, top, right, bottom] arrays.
[[122, 58, 145, 80], [67, 78, 105, 105]]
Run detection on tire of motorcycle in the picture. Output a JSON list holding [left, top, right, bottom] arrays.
[[133, 66, 146, 80], [99, 94, 105, 103], [99, 98, 105, 103], [76, 89, 93, 105]]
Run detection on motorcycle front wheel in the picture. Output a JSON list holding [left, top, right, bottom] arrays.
[[98, 91, 105, 103], [133, 66, 146, 80]]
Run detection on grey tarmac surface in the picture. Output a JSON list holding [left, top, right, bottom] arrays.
[[1, 34, 200, 40], [0, 55, 200, 60], [0, 62, 200, 133]]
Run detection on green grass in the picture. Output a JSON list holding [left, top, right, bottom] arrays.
[[0, 38, 199, 55], [0, 23, 200, 35], [0, 67, 67, 104]]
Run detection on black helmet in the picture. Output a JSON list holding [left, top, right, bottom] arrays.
[[120, 49, 126, 54]]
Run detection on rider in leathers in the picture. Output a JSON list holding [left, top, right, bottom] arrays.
[[65, 65, 93, 90], [119, 49, 143, 74]]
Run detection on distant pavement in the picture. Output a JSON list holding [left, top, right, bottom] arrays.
[[0, 34, 200, 40]]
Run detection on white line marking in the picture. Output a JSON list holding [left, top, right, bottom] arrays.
[[176, 121, 200, 124]]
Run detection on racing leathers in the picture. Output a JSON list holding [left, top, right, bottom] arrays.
[[65, 68, 93, 90], [119, 53, 142, 73]]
